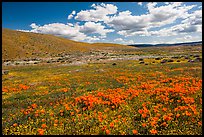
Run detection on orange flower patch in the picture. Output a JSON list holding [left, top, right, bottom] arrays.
[[110, 122, 114, 128], [13, 123, 18, 127], [142, 123, 147, 127], [163, 115, 172, 121], [31, 103, 37, 109], [41, 124, 47, 129], [38, 129, 44, 135], [150, 129, 158, 134], [132, 129, 138, 134], [19, 84, 29, 90], [106, 129, 110, 135]]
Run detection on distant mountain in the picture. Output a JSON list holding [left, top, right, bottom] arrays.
[[129, 41, 202, 47]]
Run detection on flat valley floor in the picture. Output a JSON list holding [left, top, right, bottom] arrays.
[[2, 45, 202, 135]]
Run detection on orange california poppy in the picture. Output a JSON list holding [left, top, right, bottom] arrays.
[[54, 123, 58, 127], [156, 113, 161, 117], [176, 113, 180, 118], [150, 129, 157, 134], [102, 126, 106, 131], [151, 121, 157, 127], [110, 122, 114, 128], [162, 107, 167, 112], [177, 100, 181, 103], [138, 109, 143, 114], [54, 119, 58, 123], [60, 110, 64, 113], [118, 115, 122, 119], [185, 111, 192, 116], [106, 129, 111, 135], [132, 129, 138, 134], [161, 122, 167, 127], [198, 121, 202, 126], [41, 124, 47, 129], [71, 112, 74, 116], [13, 123, 18, 127], [153, 117, 159, 121], [31, 103, 37, 109], [41, 109, 45, 114], [174, 107, 179, 111], [38, 129, 44, 135], [142, 123, 147, 127], [163, 115, 171, 121], [50, 113, 54, 117], [142, 113, 147, 118]]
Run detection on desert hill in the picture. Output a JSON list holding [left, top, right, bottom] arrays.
[[2, 28, 131, 61]]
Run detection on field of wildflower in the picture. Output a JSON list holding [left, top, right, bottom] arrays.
[[2, 46, 202, 135]]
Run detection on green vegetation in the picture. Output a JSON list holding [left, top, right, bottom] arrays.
[[2, 29, 202, 135]]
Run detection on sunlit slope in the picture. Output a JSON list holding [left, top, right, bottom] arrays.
[[2, 28, 131, 60]]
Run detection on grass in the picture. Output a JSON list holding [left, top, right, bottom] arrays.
[[2, 29, 202, 135], [2, 57, 202, 135]]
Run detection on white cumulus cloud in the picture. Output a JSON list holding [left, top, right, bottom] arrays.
[[30, 23, 39, 29], [75, 3, 117, 22], [17, 2, 202, 44], [114, 38, 123, 42], [17, 21, 114, 43], [68, 10, 76, 19], [107, 2, 198, 37], [79, 21, 114, 37], [18, 23, 90, 41], [138, 2, 142, 6], [114, 38, 134, 45]]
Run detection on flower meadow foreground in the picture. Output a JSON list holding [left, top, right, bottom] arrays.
[[2, 59, 202, 135]]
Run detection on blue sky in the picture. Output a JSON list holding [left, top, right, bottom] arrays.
[[2, 2, 202, 44]]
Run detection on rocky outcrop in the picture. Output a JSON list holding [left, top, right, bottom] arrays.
[[2, 70, 9, 75]]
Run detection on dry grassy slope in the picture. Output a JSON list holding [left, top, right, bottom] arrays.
[[2, 28, 131, 61]]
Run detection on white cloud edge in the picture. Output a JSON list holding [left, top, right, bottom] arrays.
[[17, 2, 202, 44]]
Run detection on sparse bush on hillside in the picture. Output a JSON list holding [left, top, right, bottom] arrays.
[[167, 59, 174, 62], [184, 56, 189, 59], [195, 57, 202, 62], [171, 56, 179, 59], [155, 57, 161, 60], [3, 29, 133, 61], [194, 55, 199, 58], [161, 59, 167, 63]]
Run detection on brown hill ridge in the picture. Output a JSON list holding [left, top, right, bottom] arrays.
[[2, 28, 132, 61]]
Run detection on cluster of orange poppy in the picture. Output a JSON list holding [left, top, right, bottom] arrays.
[[2, 64, 202, 135], [2, 84, 29, 93]]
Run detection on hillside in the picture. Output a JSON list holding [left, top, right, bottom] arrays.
[[2, 28, 131, 61]]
